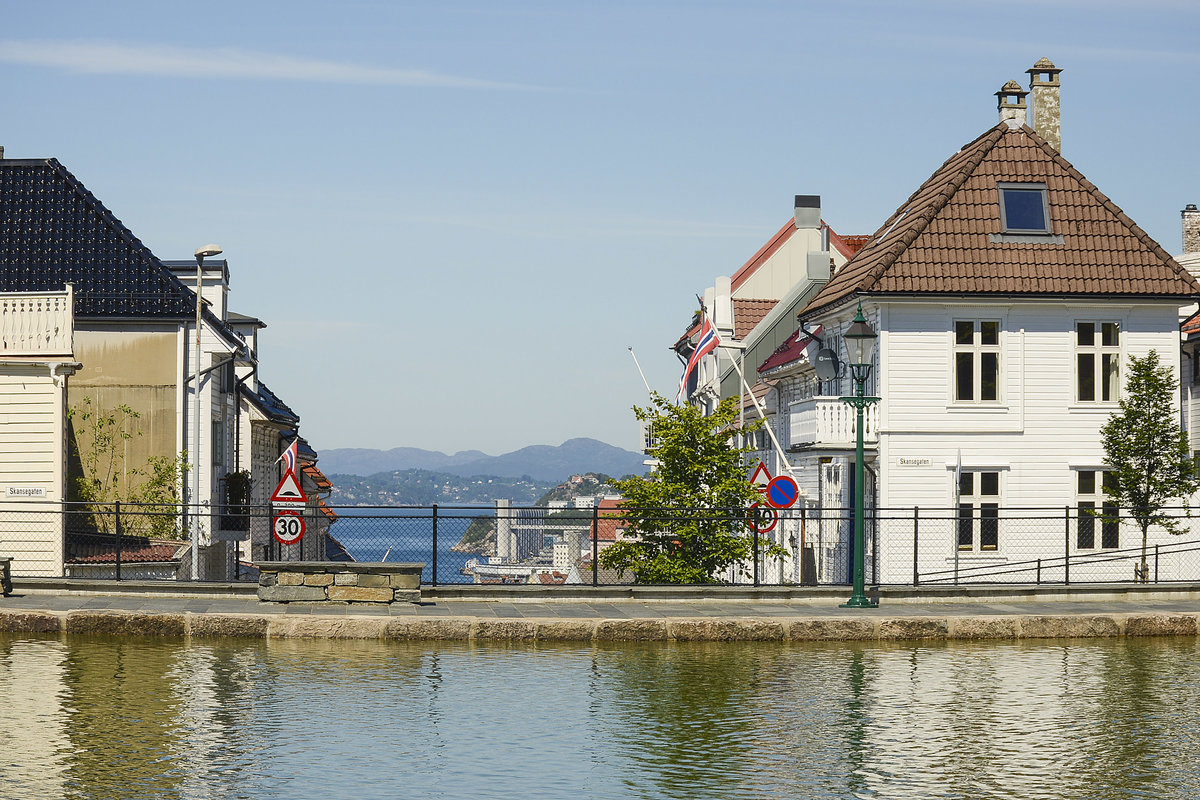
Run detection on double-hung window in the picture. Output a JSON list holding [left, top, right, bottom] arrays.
[[954, 320, 1000, 402], [1076, 470, 1118, 549], [958, 471, 1000, 551], [1076, 322, 1120, 402]]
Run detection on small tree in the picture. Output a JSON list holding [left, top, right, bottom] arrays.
[[67, 397, 190, 538], [1100, 350, 1197, 581], [600, 392, 782, 584]]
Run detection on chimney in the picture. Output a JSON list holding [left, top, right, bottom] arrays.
[[1184, 204, 1200, 254], [0, 146, 5, 159], [1026, 57, 1062, 151], [794, 194, 820, 230], [995, 80, 1028, 127]]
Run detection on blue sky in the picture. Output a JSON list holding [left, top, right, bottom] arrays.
[[2, 1, 1197, 456]]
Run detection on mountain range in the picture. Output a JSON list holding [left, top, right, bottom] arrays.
[[318, 437, 646, 482]]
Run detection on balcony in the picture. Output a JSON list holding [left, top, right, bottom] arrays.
[[789, 396, 878, 450], [0, 288, 74, 356]]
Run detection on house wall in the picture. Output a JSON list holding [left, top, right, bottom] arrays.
[[0, 362, 67, 575], [68, 326, 181, 489], [869, 298, 1184, 583]]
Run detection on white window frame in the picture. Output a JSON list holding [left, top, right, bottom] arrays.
[[953, 319, 1001, 403], [1075, 469, 1118, 550], [957, 470, 1001, 552], [1075, 321, 1121, 403]]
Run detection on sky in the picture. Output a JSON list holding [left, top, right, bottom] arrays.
[[2, 0, 1198, 456]]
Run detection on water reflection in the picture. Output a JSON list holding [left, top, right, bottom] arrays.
[[0, 634, 1199, 799]]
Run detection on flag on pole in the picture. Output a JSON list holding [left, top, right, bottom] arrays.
[[277, 439, 298, 473], [676, 314, 720, 402]]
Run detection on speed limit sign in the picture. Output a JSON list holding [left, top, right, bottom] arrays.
[[273, 511, 305, 545]]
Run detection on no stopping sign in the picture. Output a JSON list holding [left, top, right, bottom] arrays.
[[273, 510, 305, 545]]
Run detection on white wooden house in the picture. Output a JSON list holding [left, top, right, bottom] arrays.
[[780, 63, 1200, 583]]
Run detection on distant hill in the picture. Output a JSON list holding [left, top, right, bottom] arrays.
[[320, 437, 646, 482], [327, 470, 556, 506]]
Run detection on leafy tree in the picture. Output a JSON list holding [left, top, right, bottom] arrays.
[[600, 392, 782, 583], [67, 397, 189, 538], [1100, 350, 1197, 581]]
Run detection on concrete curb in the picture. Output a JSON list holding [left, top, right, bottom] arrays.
[[2, 609, 1199, 643]]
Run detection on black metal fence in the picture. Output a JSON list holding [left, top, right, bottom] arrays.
[[1, 500, 1198, 586]]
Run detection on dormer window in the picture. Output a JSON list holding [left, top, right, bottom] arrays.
[[998, 182, 1050, 234]]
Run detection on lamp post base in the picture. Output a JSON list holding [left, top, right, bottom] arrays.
[[839, 595, 879, 609]]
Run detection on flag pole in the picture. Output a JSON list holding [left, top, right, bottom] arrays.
[[627, 346, 654, 400]]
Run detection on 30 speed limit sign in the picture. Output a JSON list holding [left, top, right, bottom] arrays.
[[272, 511, 305, 545]]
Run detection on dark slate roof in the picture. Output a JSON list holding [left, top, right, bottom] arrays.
[[241, 381, 301, 426], [799, 123, 1200, 318], [0, 158, 198, 318]]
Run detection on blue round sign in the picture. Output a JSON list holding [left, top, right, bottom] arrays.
[[766, 476, 799, 509]]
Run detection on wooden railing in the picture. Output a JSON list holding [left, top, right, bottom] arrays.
[[0, 287, 73, 356], [789, 395, 878, 448]]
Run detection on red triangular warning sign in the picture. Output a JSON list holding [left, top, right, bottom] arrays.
[[271, 469, 307, 504], [750, 461, 772, 488]]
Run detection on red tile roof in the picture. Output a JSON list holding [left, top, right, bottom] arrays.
[[801, 123, 1200, 318], [733, 298, 777, 339], [303, 464, 333, 491]]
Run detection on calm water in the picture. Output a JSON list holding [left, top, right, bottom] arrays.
[[2, 633, 1200, 799]]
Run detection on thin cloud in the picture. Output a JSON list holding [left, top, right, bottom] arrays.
[[0, 40, 542, 89]]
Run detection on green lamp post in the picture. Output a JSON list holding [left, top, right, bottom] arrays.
[[840, 304, 879, 608]]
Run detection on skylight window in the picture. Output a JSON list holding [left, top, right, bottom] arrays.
[[998, 182, 1050, 234]]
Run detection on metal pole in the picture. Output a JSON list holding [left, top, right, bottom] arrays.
[[753, 517, 759, 587], [841, 375, 874, 608], [115, 501, 122, 582], [192, 255, 204, 580], [1155, 543, 1160, 583], [591, 504, 599, 587], [431, 504, 439, 587]]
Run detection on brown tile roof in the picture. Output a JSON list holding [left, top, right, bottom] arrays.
[[800, 123, 1200, 319], [733, 298, 777, 339], [740, 380, 770, 412]]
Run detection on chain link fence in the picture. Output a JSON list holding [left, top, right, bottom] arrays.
[[0, 501, 1197, 586]]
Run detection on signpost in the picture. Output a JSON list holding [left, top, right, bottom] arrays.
[[270, 470, 308, 549], [273, 510, 305, 545]]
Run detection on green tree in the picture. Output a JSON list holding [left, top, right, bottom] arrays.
[[1100, 350, 1197, 581], [67, 397, 190, 538], [600, 392, 781, 583]]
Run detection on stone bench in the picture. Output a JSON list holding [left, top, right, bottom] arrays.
[[257, 562, 423, 604]]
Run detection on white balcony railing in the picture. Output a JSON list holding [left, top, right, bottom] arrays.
[[0, 287, 74, 356], [789, 395, 878, 449]]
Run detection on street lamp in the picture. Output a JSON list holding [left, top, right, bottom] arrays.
[[192, 244, 222, 580], [840, 304, 879, 608]]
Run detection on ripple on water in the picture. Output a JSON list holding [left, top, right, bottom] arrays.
[[0, 635, 1198, 799]]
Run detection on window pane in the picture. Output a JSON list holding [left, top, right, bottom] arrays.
[[1102, 354, 1119, 402], [1102, 471, 1119, 493], [980, 321, 999, 346], [981, 472, 999, 496], [980, 504, 999, 549], [1078, 470, 1096, 494], [956, 352, 974, 401], [958, 504, 973, 549], [1102, 322, 1119, 347], [981, 352, 998, 401], [955, 321, 974, 345], [1077, 502, 1095, 549], [1078, 353, 1095, 401], [1101, 504, 1119, 549], [1077, 322, 1094, 347], [959, 472, 973, 496], [1002, 189, 1047, 232]]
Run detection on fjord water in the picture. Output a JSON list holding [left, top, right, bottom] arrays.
[[2, 634, 1199, 800]]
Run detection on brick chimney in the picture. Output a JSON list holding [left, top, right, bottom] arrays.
[[1184, 204, 1200, 254], [1026, 57, 1062, 151], [995, 80, 1028, 127]]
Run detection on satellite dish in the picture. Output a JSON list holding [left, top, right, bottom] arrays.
[[814, 348, 840, 381]]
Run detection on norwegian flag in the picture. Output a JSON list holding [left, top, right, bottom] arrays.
[[676, 315, 720, 402], [277, 439, 299, 473]]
